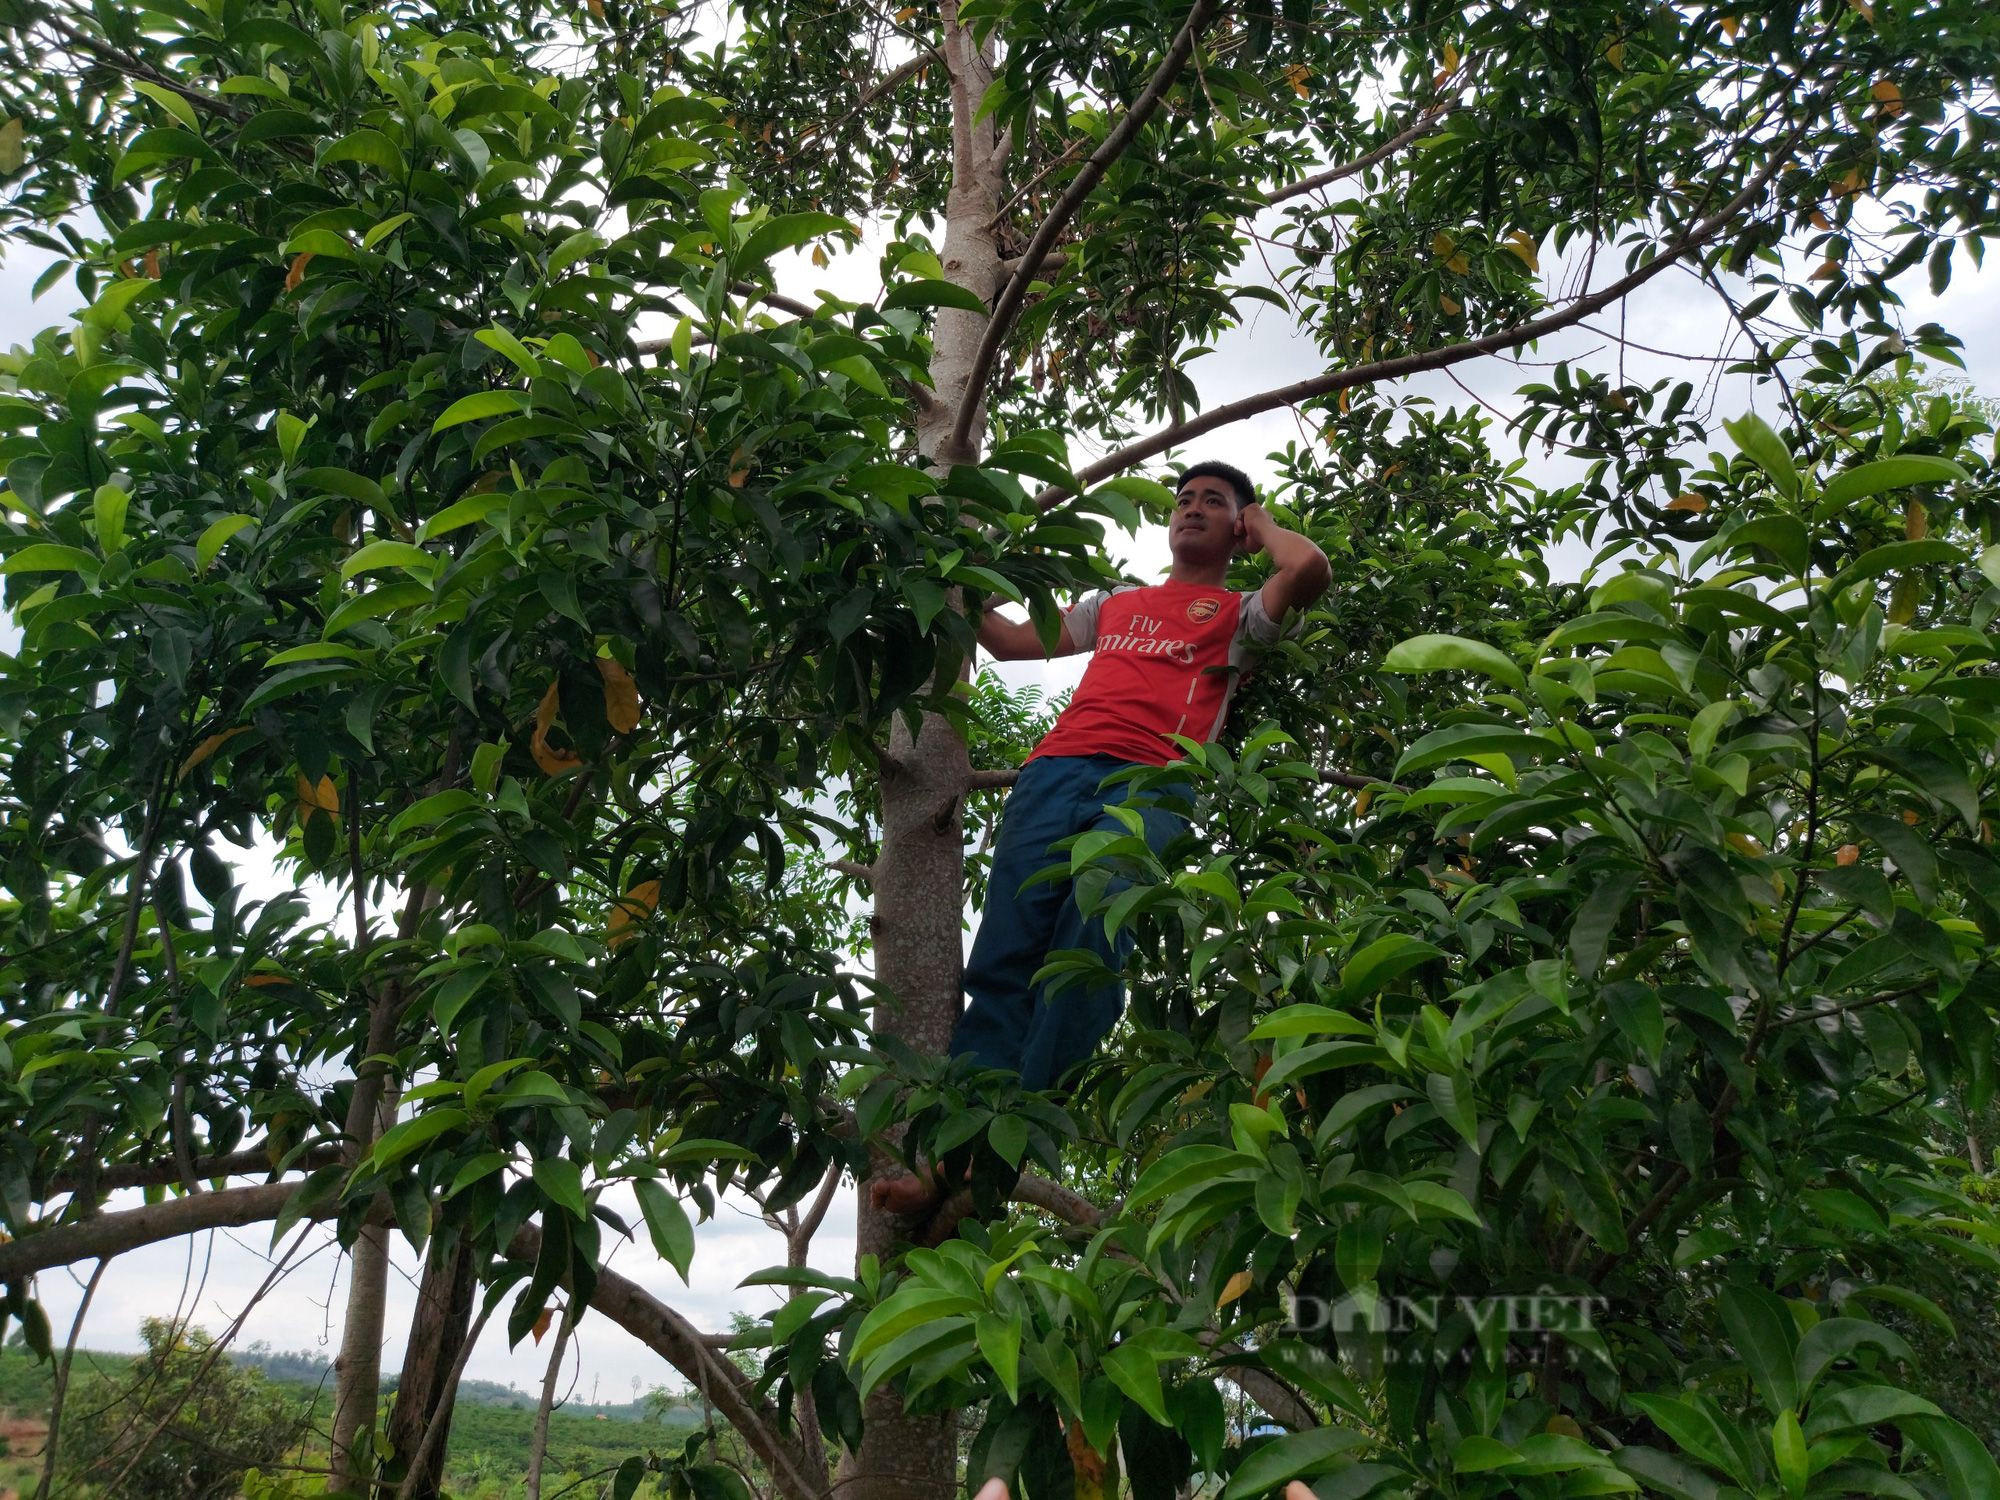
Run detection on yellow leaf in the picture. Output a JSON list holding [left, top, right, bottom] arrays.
[[1903, 808, 1922, 826], [532, 1308, 555, 1343], [1836, 843, 1860, 866], [1503, 230, 1540, 271], [0, 118, 21, 176], [295, 773, 339, 812], [1905, 499, 1927, 540], [596, 653, 641, 734], [727, 446, 752, 488], [1727, 832, 1766, 858], [1720, 15, 1740, 36], [1283, 63, 1311, 97], [530, 681, 583, 776], [1337, 387, 1351, 413], [1547, 1415, 1586, 1439], [1666, 493, 1707, 513], [1871, 78, 1903, 116], [1605, 39, 1625, 69], [178, 725, 250, 780], [1438, 295, 1461, 315], [812, 243, 829, 268], [1431, 230, 1458, 260], [1849, 0, 1873, 19], [1888, 573, 1921, 625], [586, 0, 604, 16], [1834, 167, 1865, 197], [1810, 259, 1841, 280], [1218, 1269, 1254, 1307], [1354, 785, 1374, 817], [1445, 253, 1469, 274], [286, 251, 314, 291], [895, 4, 916, 17], [1811, 208, 1831, 229], [1442, 42, 1459, 72], [143, 248, 161, 279], [607, 879, 660, 949]]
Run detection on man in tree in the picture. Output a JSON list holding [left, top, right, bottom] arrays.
[[874, 463, 1331, 1213]]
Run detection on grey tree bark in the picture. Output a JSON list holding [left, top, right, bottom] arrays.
[[840, 7, 1007, 1500]]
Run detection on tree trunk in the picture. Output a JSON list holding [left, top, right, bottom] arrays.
[[331, 1221, 393, 1494], [385, 1236, 477, 1500], [842, 7, 1006, 1500], [330, 995, 404, 1496]]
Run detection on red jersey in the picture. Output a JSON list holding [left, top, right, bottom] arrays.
[[1029, 582, 1284, 765]]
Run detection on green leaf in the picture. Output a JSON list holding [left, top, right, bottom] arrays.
[[1820, 455, 1969, 512], [91, 483, 128, 554], [341, 540, 437, 581], [1830, 539, 1967, 595], [976, 1313, 1021, 1403], [1772, 1409, 1807, 1500], [740, 211, 854, 267], [882, 279, 992, 315], [1898, 1415, 2000, 1500], [1716, 1284, 1802, 1413], [432, 390, 527, 433], [1341, 935, 1444, 997], [1102, 1339, 1169, 1426], [1425, 1073, 1478, 1147], [324, 580, 429, 637], [476, 324, 541, 377], [634, 1178, 696, 1281], [1383, 633, 1525, 691], [321, 128, 407, 176], [1, 544, 99, 576], [1723, 412, 1799, 500], [131, 80, 203, 131], [532, 1157, 589, 1220], [367, 1108, 468, 1170], [1731, 515, 1811, 576], [1794, 1317, 1914, 1396], [1219, 1427, 1369, 1500]]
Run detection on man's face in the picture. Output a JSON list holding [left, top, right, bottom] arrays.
[[1168, 475, 1243, 566]]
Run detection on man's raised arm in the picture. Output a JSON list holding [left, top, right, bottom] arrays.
[[1239, 503, 1332, 623], [977, 596, 1082, 661]]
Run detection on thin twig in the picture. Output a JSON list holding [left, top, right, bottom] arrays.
[[947, 0, 1227, 457], [35, 1256, 109, 1500], [1031, 118, 1811, 505], [1267, 106, 1453, 205]]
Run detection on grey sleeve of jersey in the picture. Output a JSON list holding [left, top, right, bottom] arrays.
[[1238, 588, 1296, 645], [1064, 591, 1108, 651]]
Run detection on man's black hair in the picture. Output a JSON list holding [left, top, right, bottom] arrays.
[[1176, 460, 1256, 510]]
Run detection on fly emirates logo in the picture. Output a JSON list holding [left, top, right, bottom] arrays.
[[1098, 610, 1198, 664]]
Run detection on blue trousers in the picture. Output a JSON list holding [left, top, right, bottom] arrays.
[[952, 755, 1186, 1090]]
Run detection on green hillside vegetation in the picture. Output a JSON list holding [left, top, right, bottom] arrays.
[[0, 1338, 704, 1499]]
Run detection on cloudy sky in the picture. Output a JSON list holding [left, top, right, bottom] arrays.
[[10, 163, 2000, 1405]]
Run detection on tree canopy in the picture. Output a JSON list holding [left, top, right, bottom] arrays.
[[0, 0, 1999, 1495]]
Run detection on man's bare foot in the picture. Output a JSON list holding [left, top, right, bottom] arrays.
[[870, 1170, 944, 1215], [972, 1477, 1010, 1500]]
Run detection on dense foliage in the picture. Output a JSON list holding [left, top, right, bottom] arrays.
[[0, 0, 1997, 1493]]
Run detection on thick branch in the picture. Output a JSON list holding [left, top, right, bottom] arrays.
[[966, 768, 1020, 791], [947, 0, 1226, 455], [829, 858, 877, 882], [1267, 109, 1451, 205], [0, 1183, 303, 1281], [49, 1142, 342, 1197], [1031, 131, 1804, 506], [504, 1225, 829, 1500]]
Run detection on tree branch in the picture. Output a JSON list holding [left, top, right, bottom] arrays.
[[857, 51, 941, 109], [1267, 108, 1453, 205], [966, 768, 1020, 791], [1030, 127, 1807, 506], [504, 1225, 830, 1500], [946, 0, 1226, 456], [0, 1183, 305, 1281], [48, 1141, 343, 1197], [829, 858, 877, 882]]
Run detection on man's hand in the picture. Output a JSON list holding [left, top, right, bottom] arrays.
[[1237, 501, 1332, 623]]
